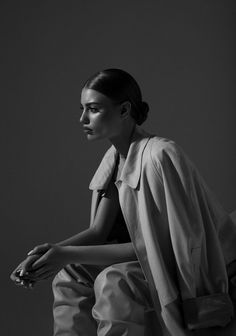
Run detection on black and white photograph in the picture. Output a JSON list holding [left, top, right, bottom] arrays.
[[1, 1, 236, 335]]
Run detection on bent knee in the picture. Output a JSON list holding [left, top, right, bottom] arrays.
[[94, 263, 131, 295], [52, 268, 71, 289], [94, 261, 143, 289]]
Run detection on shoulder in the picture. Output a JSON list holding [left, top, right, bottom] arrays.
[[143, 135, 196, 185], [147, 136, 184, 163], [143, 135, 195, 176]]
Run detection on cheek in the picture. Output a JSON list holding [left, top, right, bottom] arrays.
[[95, 113, 118, 129]]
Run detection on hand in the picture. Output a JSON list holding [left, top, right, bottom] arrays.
[[10, 254, 41, 289], [10, 243, 52, 289], [27, 244, 68, 282], [27, 242, 52, 257]]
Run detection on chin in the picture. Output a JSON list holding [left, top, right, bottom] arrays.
[[86, 133, 104, 141]]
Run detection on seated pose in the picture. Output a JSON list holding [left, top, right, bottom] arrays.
[[11, 69, 236, 336]]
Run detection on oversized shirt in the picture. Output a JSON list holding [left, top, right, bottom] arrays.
[[88, 126, 236, 334]]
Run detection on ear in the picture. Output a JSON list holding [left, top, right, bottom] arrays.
[[120, 101, 131, 120]]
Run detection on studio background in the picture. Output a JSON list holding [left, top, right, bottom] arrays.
[[1, 1, 235, 335]]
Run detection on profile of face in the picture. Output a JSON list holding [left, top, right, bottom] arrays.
[[80, 88, 131, 141]]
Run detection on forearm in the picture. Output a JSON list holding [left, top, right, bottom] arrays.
[[63, 242, 137, 265], [56, 227, 102, 247]]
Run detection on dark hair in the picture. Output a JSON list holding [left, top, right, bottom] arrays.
[[83, 68, 149, 125]]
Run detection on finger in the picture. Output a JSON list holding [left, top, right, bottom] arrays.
[[19, 269, 30, 277], [16, 279, 29, 288], [10, 272, 18, 281], [19, 278, 36, 289], [24, 280, 36, 289], [30, 270, 55, 281], [31, 254, 48, 270], [25, 268, 51, 281], [28, 243, 51, 256], [10, 265, 24, 281], [17, 272, 35, 280], [25, 265, 51, 280], [20, 255, 41, 276], [11, 266, 20, 276], [22, 282, 34, 289], [10, 254, 43, 281], [14, 278, 22, 286]]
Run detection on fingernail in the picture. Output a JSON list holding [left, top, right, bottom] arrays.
[[27, 250, 34, 255], [20, 270, 24, 277], [15, 278, 21, 282]]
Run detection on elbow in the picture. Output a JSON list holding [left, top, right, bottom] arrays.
[[89, 227, 107, 245]]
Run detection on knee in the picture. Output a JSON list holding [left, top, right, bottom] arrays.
[[92, 263, 146, 324], [52, 268, 70, 290], [93, 263, 131, 299]]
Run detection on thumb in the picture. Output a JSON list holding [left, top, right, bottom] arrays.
[[28, 243, 52, 256]]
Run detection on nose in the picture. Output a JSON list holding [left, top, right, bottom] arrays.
[[79, 109, 89, 124]]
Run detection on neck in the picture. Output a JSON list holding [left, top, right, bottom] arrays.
[[109, 123, 136, 160]]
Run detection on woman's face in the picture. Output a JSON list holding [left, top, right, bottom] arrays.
[[80, 88, 123, 141]]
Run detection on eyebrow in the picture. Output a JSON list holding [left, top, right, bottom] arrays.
[[80, 102, 103, 107]]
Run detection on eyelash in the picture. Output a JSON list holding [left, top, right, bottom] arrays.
[[80, 106, 99, 113], [88, 107, 99, 113]]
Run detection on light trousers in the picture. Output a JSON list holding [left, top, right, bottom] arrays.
[[52, 261, 160, 336]]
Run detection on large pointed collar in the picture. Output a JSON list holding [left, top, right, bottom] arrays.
[[89, 126, 153, 190]]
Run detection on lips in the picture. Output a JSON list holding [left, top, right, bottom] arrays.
[[83, 127, 93, 133]]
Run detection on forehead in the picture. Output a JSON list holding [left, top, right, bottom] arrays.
[[81, 88, 111, 105]]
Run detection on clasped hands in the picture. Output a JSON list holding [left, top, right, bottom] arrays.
[[10, 243, 67, 289]]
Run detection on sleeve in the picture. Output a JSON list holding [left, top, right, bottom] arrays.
[[149, 139, 234, 329], [150, 140, 203, 300]]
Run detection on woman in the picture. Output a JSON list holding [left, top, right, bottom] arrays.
[[11, 69, 236, 336]]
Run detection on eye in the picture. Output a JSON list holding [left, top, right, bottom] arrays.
[[88, 106, 99, 113]]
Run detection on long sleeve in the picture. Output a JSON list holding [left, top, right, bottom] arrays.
[[149, 139, 234, 329]]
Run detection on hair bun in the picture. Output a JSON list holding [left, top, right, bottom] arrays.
[[136, 101, 149, 125]]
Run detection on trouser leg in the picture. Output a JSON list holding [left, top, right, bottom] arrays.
[[92, 261, 155, 336], [52, 264, 101, 336]]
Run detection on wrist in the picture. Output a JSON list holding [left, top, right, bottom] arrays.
[[59, 246, 79, 266]]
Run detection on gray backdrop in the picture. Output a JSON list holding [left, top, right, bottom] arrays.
[[1, 0, 236, 335]]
